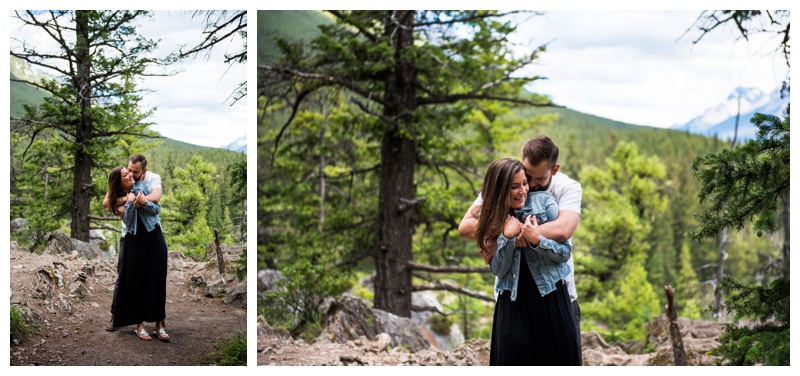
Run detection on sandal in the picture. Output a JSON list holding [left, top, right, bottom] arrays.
[[153, 327, 170, 342], [135, 327, 152, 341]]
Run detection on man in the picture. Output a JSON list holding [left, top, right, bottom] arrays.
[[102, 154, 163, 331], [458, 135, 583, 363]]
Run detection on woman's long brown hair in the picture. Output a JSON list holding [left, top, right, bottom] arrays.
[[106, 166, 127, 215], [476, 158, 525, 264]]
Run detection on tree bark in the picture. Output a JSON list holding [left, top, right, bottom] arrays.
[[782, 194, 789, 279], [215, 228, 225, 275], [664, 285, 687, 366], [71, 10, 92, 242], [373, 10, 417, 317]]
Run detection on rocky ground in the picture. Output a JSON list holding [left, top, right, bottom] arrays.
[[258, 268, 728, 366], [9, 237, 247, 366]]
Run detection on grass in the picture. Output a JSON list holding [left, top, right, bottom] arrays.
[[211, 331, 247, 366], [10, 305, 38, 345]]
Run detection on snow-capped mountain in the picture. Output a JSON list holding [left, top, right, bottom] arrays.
[[221, 135, 247, 153], [672, 87, 789, 142]]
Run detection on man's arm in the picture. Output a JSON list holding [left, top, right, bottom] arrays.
[[537, 210, 580, 243], [103, 192, 128, 210], [457, 205, 481, 240], [141, 188, 162, 204]]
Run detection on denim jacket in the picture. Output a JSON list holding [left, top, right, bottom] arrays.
[[489, 191, 572, 300], [122, 180, 161, 234]]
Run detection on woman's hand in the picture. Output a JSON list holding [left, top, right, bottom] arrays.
[[503, 215, 522, 238], [135, 191, 148, 206], [521, 215, 540, 247], [127, 192, 136, 203]]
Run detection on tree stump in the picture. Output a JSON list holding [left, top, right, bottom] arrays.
[[664, 285, 687, 365]]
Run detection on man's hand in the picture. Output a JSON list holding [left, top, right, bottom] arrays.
[[521, 215, 541, 247], [142, 188, 162, 205], [135, 191, 148, 206], [115, 205, 125, 218], [537, 210, 580, 243]]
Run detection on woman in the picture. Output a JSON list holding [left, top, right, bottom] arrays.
[[476, 158, 579, 366], [107, 166, 170, 342]]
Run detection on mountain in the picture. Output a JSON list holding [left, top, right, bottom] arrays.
[[10, 55, 51, 116], [221, 135, 247, 154], [672, 87, 789, 142]]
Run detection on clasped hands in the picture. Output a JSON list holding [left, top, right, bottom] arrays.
[[117, 192, 148, 217], [502, 215, 540, 248]]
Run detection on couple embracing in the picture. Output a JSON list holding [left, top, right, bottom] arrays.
[[103, 154, 169, 342], [459, 135, 583, 366]]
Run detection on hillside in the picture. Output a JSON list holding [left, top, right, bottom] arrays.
[[258, 10, 334, 65], [10, 55, 50, 117]]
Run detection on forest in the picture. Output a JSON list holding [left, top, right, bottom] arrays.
[[9, 11, 248, 260], [258, 10, 789, 365]]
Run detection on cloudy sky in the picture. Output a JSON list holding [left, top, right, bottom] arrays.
[[9, 10, 247, 149], [508, 10, 789, 128]]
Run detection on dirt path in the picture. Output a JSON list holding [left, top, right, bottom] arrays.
[[10, 249, 247, 366]]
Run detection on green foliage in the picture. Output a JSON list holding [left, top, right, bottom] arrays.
[[10, 305, 39, 345], [675, 241, 703, 319], [576, 141, 668, 300], [690, 110, 790, 239], [709, 278, 789, 365], [210, 331, 247, 366], [689, 108, 790, 365], [582, 263, 661, 342], [162, 155, 217, 256], [260, 252, 351, 336], [429, 314, 454, 336]]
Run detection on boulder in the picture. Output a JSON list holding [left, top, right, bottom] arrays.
[[10, 218, 28, 233], [257, 269, 284, 298], [71, 238, 102, 260], [88, 229, 106, 246], [43, 230, 73, 256], [411, 291, 463, 351], [223, 280, 247, 308], [316, 294, 433, 353], [10, 241, 27, 254], [257, 315, 291, 339]]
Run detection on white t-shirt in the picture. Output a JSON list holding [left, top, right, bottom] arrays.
[[121, 171, 162, 235], [473, 172, 582, 301]]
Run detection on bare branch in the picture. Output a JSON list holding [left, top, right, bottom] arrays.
[[408, 261, 490, 274], [413, 281, 494, 302]]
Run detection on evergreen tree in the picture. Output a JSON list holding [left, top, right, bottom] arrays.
[[162, 155, 218, 255], [260, 10, 555, 317], [10, 11, 170, 241]]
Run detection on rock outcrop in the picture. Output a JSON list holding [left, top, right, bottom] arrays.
[[317, 294, 434, 352]]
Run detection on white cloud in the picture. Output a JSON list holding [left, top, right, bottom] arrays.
[[511, 10, 788, 128], [9, 10, 247, 148]]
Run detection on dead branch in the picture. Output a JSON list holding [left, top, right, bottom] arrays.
[[413, 281, 493, 302], [408, 261, 489, 273]]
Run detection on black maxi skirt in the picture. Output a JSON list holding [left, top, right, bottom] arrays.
[[489, 252, 581, 366], [113, 215, 168, 327]]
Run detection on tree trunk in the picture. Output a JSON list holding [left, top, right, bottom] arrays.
[[71, 10, 92, 242], [664, 285, 688, 366], [215, 228, 225, 275], [373, 10, 417, 318], [714, 226, 727, 314], [782, 194, 789, 279]]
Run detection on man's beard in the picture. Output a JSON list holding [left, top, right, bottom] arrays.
[[531, 177, 551, 192]]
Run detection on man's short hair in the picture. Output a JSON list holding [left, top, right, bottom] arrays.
[[522, 135, 559, 168], [129, 154, 148, 169]]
